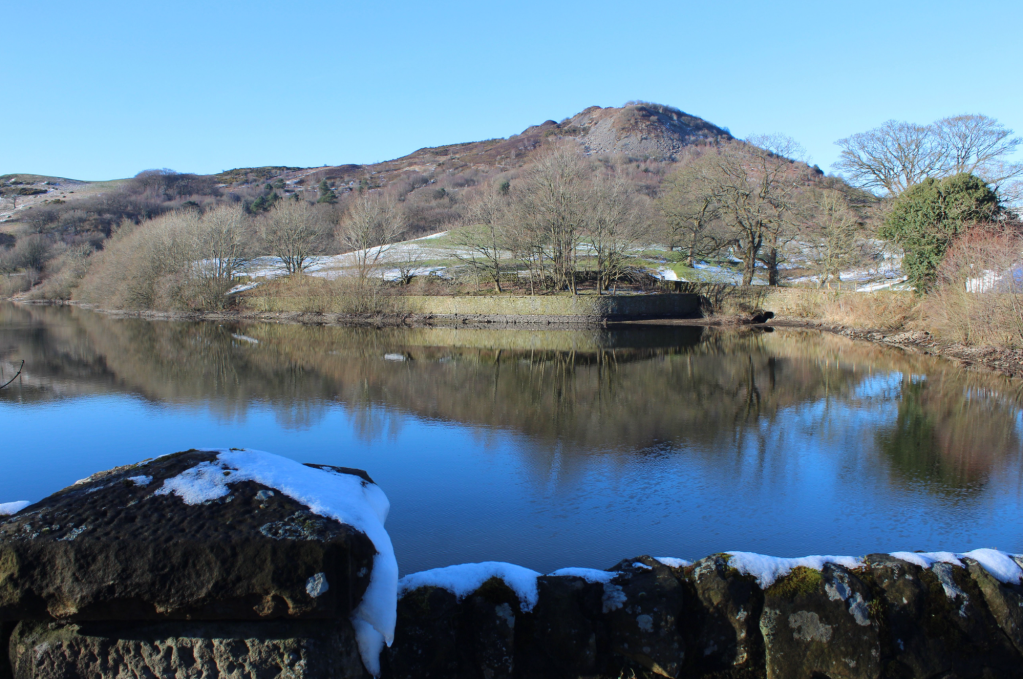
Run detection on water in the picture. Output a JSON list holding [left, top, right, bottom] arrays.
[[2, 302, 1023, 575]]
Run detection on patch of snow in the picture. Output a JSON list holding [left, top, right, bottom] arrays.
[[412, 231, 448, 241], [379, 265, 448, 281], [231, 333, 259, 345], [961, 549, 1023, 584], [888, 551, 963, 570], [398, 562, 541, 612], [654, 557, 691, 569], [352, 618, 386, 676], [652, 267, 680, 281], [126, 476, 152, 487], [890, 549, 1023, 585], [632, 561, 653, 570], [858, 276, 909, 292], [967, 270, 1000, 293], [0, 501, 30, 516], [383, 354, 406, 362], [154, 449, 396, 676], [548, 567, 619, 583], [725, 552, 865, 589]]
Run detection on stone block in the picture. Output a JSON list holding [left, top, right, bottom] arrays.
[[0, 451, 377, 622]]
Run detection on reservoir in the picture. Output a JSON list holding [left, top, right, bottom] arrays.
[[2, 302, 1022, 574]]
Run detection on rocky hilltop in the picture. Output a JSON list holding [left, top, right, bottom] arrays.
[[282, 102, 731, 194], [1, 102, 732, 227]]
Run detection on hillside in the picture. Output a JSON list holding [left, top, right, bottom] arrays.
[[2, 102, 730, 228], [213, 102, 731, 194]]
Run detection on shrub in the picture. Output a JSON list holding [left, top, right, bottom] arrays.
[[920, 225, 1023, 346], [76, 206, 254, 311]]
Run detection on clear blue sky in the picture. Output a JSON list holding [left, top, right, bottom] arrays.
[[4, 0, 1021, 181]]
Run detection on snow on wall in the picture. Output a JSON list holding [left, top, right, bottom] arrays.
[[154, 449, 397, 676], [724, 552, 866, 588], [890, 549, 1022, 584], [654, 557, 691, 569], [398, 562, 542, 612], [548, 567, 620, 583]]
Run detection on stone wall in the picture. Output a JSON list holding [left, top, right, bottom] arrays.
[[380, 554, 1023, 679], [7, 551, 1023, 678], [5, 451, 1023, 679], [245, 293, 702, 324]]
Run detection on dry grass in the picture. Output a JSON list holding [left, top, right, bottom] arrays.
[[774, 289, 918, 330], [241, 275, 410, 316]]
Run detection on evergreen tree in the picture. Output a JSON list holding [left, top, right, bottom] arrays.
[[317, 179, 337, 204], [879, 173, 999, 290], [249, 186, 282, 213]]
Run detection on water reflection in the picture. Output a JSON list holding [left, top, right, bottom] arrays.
[[2, 302, 1023, 571]]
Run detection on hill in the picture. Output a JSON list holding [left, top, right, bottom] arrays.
[[212, 102, 732, 194], [2, 102, 731, 225]]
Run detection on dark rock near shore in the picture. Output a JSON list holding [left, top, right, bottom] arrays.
[[8, 618, 367, 679], [866, 554, 1021, 678], [385, 585, 463, 679], [604, 557, 685, 677], [684, 554, 764, 677], [522, 573, 610, 678], [0, 451, 377, 622], [964, 556, 1023, 656], [759, 564, 880, 679]]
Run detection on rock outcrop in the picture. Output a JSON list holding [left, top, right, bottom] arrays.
[[1, 450, 391, 679], [0, 451, 377, 622]]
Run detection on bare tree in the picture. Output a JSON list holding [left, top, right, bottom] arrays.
[[834, 120, 947, 195], [190, 205, 250, 282], [585, 166, 648, 294], [452, 186, 511, 292], [336, 194, 405, 279], [835, 115, 1023, 197], [934, 114, 1023, 189], [260, 200, 324, 275], [710, 142, 803, 285], [657, 153, 723, 267], [800, 188, 862, 288], [514, 146, 586, 293], [391, 245, 425, 285]]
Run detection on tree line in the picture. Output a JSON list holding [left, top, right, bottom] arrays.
[[5, 111, 1022, 314]]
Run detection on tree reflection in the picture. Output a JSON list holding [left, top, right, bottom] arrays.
[[2, 303, 1022, 496]]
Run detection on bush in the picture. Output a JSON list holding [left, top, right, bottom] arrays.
[[75, 206, 253, 311], [920, 225, 1023, 346], [0, 274, 31, 298]]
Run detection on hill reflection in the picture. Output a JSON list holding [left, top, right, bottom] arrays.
[[3, 303, 1022, 498]]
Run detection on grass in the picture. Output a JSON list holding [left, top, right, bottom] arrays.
[[771, 289, 918, 330]]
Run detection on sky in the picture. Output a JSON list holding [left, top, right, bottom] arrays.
[[4, 0, 1022, 181]]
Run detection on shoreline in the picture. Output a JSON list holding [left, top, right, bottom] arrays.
[[6, 298, 1023, 380]]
